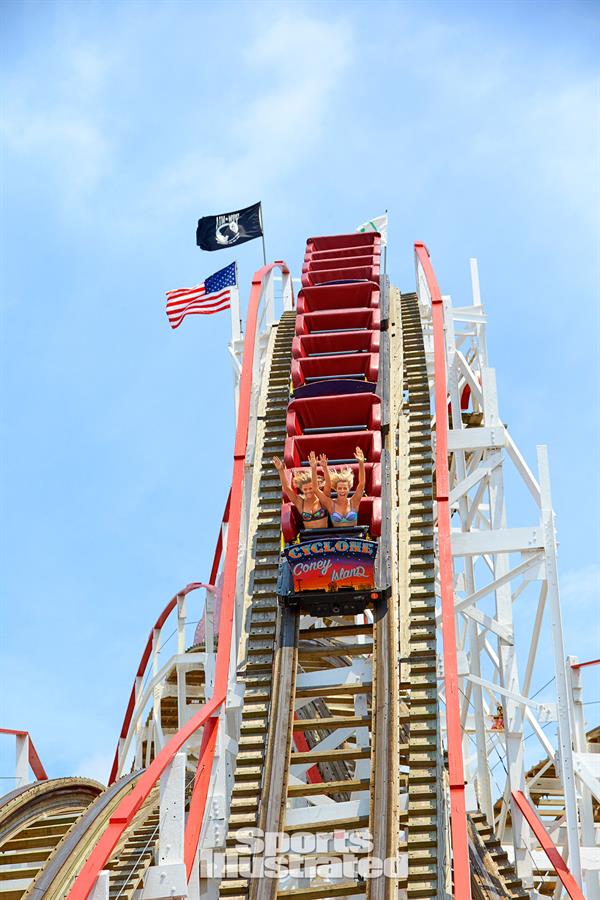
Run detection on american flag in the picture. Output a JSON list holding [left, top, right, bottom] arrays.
[[166, 262, 236, 329]]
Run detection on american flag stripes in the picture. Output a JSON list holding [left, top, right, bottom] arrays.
[[166, 262, 236, 329]]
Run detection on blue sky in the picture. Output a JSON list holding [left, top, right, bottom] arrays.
[[1, 0, 598, 783]]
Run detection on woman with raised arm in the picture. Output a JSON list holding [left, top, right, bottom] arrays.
[[308, 448, 366, 528], [272, 456, 329, 529]]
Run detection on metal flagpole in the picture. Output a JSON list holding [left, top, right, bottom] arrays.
[[228, 261, 243, 421], [383, 209, 388, 275], [259, 203, 267, 265]]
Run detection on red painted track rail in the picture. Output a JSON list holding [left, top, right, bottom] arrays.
[[570, 657, 600, 670], [0, 728, 48, 781], [67, 261, 293, 900], [414, 242, 471, 899]]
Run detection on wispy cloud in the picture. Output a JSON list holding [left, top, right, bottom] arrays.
[[561, 563, 600, 608], [1, 41, 113, 201], [155, 9, 353, 212], [74, 750, 112, 785], [560, 563, 600, 659]]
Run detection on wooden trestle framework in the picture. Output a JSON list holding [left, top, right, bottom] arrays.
[[0, 232, 593, 900]]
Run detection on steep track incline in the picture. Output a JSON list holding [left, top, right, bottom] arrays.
[[218, 311, 297, 900], [398, 290, 440, 899]]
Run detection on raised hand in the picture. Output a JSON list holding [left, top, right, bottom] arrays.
[[319, 453, 328, 469], [308, 450, 318, 468], [354, 447, 365, 463], [272, 456, 284, 471]]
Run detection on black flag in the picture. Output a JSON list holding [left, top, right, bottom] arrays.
[[196, 202, 263, 251]]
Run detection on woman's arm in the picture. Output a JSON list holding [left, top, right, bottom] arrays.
[[272, 456, 302, 511], [309, 452, 334, 512], [319, 453, 332, 496], [351, 447, 366, 509]]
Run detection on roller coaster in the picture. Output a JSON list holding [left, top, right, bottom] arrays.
[[1, 233, 598, 900]]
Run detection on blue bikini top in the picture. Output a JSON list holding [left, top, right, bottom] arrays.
[[331, 504, 358, 525]]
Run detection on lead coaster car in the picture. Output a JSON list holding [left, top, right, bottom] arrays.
[[277, 525, 390, 616]]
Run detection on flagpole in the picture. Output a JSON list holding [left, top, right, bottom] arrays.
[[383, 208, 388, 275], [230, 263, 242, 341], [259, 203, 267, 266], [228, 263, 243, 421]]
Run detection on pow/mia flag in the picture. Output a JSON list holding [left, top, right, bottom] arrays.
[[196, 201, 263, 251]]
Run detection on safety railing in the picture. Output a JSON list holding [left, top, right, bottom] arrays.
[[0, 728, 47, 785], [67, 261, 293, 899], [108, 582, 214, 784], [414, 242, 471, 899]]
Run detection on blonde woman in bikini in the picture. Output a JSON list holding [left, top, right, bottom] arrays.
[[273, 454, 332, 529], [308, 448, 366, 527]]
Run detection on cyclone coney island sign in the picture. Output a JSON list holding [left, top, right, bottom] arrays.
[[284, 537, 377, 593]]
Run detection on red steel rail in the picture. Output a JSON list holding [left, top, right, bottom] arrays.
[[67, 261, 293, 899], [570, 657, 600, 670], [0, 728, 48, 781], [414, 242, 471, 899], [512, 789, 585, 900]]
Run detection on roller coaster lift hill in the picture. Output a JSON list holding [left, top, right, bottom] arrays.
[[0, 226, 597, 900]]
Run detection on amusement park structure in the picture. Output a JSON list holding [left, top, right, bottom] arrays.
[[1, 232, 598, 900]]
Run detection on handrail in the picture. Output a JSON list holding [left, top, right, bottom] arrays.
[[67, 261, 292, 899], [0, 728, 48, 781], [107, 581, 206, 785], [414, 242, 471, 899], [512, 789, 585, 899]]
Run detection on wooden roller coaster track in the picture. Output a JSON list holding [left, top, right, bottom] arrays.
[[1, 243, 590, 899]]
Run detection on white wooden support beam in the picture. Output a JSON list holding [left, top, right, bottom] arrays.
[[353, 690, 371, 779], [282, 271, 294, 311], [177, 594, 186, 655], [451, 527, 543, 556], [451, 307, 487, 324], [160, 751, 186, 863], [203, 711, 227, 851], [449, 452, 503, 506], [290, 728, 361, 780], [448, 425, 506, 452], [177, 595, 188, 729], [461, 606, 513, 643], [264, 268, 275, 326], [187, 846, 201, 900], [456, 351, 484, 404], [284, 796, 370, 829], [480, 366, 532, 884], [573, 754, 600, 803], [89, 871, 110, 900], [142, 752, 188, 899], [568, 656, 600, 899], [538, 445, 583, 889], [465, 673, 553, 716], [506, 431, 541, 504], [446, 552, 544, 620], [15, 734, 29, 786]]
